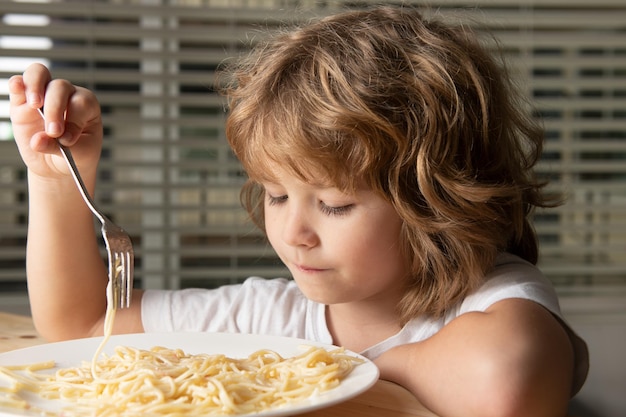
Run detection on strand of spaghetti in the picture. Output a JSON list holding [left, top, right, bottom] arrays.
[[90, 262, 118, 378]]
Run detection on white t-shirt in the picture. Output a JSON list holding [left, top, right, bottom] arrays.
[[142, 252, 588, 394]]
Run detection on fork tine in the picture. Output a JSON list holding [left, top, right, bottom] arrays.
[[106, 247, 120, 309], [114, 252, 124, 309], [118, 250, 134, 309]]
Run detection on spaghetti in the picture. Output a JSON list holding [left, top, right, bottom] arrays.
[[0, 264, 362, 416], [1, 343, 360, 416]]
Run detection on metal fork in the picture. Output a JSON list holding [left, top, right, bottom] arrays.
[[37, 108, 134, 309]]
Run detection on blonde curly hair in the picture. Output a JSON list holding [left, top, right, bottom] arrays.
[[222, 5, 558, 321]]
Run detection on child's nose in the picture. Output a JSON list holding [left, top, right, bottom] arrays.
[[282, 208, 318, 248]]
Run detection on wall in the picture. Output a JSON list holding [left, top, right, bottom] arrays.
[[564, 296, 626, 417]]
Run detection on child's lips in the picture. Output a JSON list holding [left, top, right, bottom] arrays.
[[295, 264, 326, 273]]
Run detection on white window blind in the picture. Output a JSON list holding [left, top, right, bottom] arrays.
[[1, 0, 625, 311]]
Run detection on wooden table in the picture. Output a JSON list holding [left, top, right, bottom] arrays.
[[0, 311, 437, 416], [0, 311, 46, 352]]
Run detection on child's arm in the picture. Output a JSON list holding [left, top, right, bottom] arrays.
[[9, 63, 144, 341], [375, 298, 574, 417]]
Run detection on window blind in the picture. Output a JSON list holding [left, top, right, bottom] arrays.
[[1, 0, 625, 312]]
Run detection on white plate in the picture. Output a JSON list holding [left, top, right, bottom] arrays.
[[0, 332, 379, 417]]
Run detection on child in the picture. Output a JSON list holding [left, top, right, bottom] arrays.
[[9, 5, 587, 416]]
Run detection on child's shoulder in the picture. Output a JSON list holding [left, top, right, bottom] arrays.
[[454, 253, 589, 395], [458, 252, 558, 315]]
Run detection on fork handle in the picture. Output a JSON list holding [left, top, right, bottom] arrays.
[[58, 144, 107, 225]]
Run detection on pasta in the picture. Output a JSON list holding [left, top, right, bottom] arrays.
[[0, 266, 363, 416], [1, 343, 360, 416]]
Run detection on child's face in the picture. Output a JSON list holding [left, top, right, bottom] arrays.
[[262, 169, 408, 307]]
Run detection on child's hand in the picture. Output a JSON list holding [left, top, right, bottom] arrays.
[[8, 63, 103, 180]]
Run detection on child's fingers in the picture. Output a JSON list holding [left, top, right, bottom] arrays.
[[17, 63, 81, 142], [10, 63, 101, 151], [20, 63, 52, 109], [40, 78, 77, 139], [28, 131, 63, 154], [8, 74, 45, 138], [58, 86, 100, 146], [8, 63, 56, 138], [7, 75, 27, 106]]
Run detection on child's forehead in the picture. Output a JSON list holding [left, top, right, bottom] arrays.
[[254, 163, 332, 186], [250, 159, 359, 192]]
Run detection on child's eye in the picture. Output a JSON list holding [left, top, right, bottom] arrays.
[[319, 201, 354, 217], [267, 194, 288, 206]]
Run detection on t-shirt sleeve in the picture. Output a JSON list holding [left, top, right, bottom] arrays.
[[459, 253, 561, 316], [140, 277, 311, 338]]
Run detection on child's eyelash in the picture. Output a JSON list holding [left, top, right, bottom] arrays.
[[319, 202, 354, 216], [267, 195, 287, 206], [266, 194, 354, 216]]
